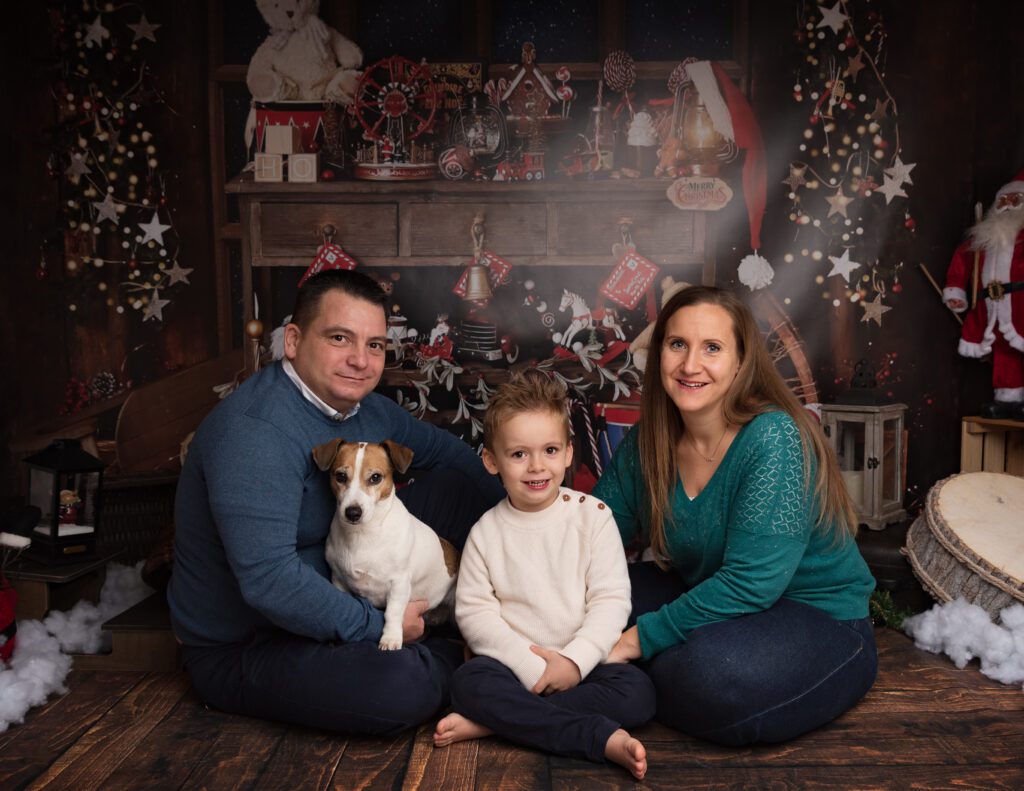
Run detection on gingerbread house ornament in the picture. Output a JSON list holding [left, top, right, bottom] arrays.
[[501, 42, 565, 137]]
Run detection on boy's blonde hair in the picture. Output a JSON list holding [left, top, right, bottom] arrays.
[[483, 368, 570, 451]]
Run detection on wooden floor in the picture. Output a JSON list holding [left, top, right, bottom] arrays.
[[2, 628, 1022, 791]]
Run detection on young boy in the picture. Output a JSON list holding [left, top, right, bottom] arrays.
[[433, 369, 654, 780]]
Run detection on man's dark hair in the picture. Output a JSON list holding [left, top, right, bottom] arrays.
[[291, 269, 388, 329]]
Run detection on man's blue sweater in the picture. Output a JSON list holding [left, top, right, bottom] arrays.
[[167, 362, 501, 647]]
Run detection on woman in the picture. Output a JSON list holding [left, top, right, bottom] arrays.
[[593, 285, 877, 746]]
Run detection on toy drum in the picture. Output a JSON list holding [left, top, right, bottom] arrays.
[[254, 101, 327, 153], [902, 472, 1024, 617]]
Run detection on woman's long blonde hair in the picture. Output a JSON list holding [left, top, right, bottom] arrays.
[[637, 286, 856, 568]]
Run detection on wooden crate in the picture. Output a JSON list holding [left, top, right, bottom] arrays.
[[960, 416, 1024, 475]]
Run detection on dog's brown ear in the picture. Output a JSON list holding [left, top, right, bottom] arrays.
[[312, 439, 345, 471], [381, 440, 414, 474]]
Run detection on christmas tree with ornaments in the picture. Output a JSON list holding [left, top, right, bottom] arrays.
[[781, 0, 916, 328], [41, 1, 185, 325]]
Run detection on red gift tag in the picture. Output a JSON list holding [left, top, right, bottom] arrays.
[[298, 243, 359, 287], [599, 251, 660, 309], [451, 250, 513, 298]]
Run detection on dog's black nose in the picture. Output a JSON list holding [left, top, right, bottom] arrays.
[[344, 505, 362, 523]]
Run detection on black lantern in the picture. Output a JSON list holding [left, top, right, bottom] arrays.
[[22, 438, 104, 563]]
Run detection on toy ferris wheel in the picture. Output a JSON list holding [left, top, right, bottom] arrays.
[[352, 55, 439, 180]]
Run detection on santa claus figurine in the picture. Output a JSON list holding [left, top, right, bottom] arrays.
[[944, 169, 1024, 420]]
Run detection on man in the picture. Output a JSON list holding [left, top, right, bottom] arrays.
[[168, 269, 503, 735], [944, 169, 1024, 420]]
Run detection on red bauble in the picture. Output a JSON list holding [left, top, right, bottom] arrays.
[[904, 217, 916, 230], [892, 283, 903, 294], [845, 35, 857, 47], [321, 168, 336, 181], [307, 141, 321, 153]]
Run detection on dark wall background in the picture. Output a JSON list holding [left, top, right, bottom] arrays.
[[3, 1, 1023, 511]]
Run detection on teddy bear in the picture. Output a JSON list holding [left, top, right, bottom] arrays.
[[247, 0, 363, 105], [629, 276, 692, 372]]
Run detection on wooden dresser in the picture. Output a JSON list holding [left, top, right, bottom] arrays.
[[227, 176, 716, 358]]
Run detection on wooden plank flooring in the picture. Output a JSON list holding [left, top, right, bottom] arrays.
[[2, 628, 1022, 790]]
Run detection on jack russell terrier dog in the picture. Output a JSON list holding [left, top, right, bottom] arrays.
[[313, 438, 459, 650]]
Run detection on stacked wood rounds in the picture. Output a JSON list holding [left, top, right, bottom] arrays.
[[902, 472, 1024, 617]]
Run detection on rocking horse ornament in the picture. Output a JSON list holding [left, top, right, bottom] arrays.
[[554, 289, 595, 352]]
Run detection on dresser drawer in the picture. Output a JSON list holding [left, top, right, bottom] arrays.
[[553, 199, 702, 263], [407, 201, 548, 257], [254, 201, 398, 264]]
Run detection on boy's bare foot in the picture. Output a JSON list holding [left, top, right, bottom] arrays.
[[433, 712, 493, 748], [605, 728, 647, 780]]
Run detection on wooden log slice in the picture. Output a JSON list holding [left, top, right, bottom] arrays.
[[902, 473, 1024, 617]]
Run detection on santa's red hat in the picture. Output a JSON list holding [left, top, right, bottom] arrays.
[[996, 167, 1024, 200], [684, 61, 766, 251]]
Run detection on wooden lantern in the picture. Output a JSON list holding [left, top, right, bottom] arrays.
[[821, 403, 908, 530], [23, 438, 104, 563]]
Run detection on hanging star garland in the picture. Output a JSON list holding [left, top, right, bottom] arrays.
[[138, 212, 171, 245], [64, 153, 91, 182], [83, 15, 109, 48], [92, 193, 118, 224], [142, 288, 171, 322], [165, 261, 193, 286], [783, 164, 809, 190], [845, 50, 866, 81], [780, 1, 917, 317], [868, 98, 891, 121], [884, 155, 916, 186], [816, 2, 849, 35], [42, 2, 188, 324], [826, 187, 855, 218], [127, 14, 161, 43], [859, 293, 892, 326], [827, 248, 862, 282], [876, 175, 907, 204]]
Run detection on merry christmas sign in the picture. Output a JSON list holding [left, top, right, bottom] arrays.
[[666, 176, 734, 211]]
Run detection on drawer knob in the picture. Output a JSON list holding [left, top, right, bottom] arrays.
[[322, 223, 336, 243]]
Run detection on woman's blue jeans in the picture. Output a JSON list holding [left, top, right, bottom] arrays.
[[629, 562, 878, 746]]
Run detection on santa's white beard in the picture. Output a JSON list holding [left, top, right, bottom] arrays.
[[970, 205, 1024, 254]]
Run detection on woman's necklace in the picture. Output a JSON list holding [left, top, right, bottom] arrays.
[[686, 425, 730, 463]]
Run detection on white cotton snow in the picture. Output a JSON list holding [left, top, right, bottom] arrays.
[[0, 561, 154, 732], [903, 597, 1024, 689]]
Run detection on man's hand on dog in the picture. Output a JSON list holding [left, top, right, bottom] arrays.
[[529, 645, 581, 695], [403, 599, 430, 643]]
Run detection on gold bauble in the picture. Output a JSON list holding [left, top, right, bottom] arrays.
[[245, 320, 265, 339]]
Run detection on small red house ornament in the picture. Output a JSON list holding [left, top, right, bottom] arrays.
[[500, 42, 567, 137]]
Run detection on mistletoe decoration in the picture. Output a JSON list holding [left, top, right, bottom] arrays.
[[43, 1, 187, 323], [783, 1, 916, 325]]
